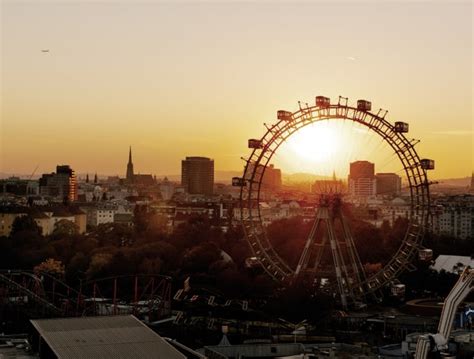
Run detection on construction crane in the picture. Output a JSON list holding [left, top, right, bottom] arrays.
[[28, 165, 39, 180], [414, 268, 474, 358]]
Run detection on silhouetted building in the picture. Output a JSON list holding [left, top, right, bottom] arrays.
[[181, 157, 214, 195], [245, 163, 282, 192], [262, 164, 282, 191], [126, 146, 134, 182], [312, 171, 344, 194], [39, 165, 78, 202], [0, 177, 38, 196], [134, 174, 155, 186], [375, 173, 401, 196], [124, 147, 155, 186], [348, 161, 376, 198]]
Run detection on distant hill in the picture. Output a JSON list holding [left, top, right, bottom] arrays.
[[432, 176, 472, 188], [283, 172, 335, 183]]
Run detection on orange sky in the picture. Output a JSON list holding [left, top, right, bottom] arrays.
[[1, 1, 472, 179]]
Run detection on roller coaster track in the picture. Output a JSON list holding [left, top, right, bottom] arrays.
[[0, 270, 172, 320], [0, 272, 62, 315]]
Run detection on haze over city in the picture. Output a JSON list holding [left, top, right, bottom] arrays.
[[1, 1, 472, 179]]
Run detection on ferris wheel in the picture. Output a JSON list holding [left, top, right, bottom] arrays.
[[233, 95, 434, 308]]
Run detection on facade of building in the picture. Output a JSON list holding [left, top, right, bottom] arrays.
[[39, 165, 78, 202], [0, 208, 27, 237], [375, 173, 402, 196], [432, 194, 474, 239], [181, 157, 214, 195], [0, 177, 39, 196], [0, 206, 86, 236], [348, 161, 376, 198], [245, 163, 282, 192], [261, 164, 282, 191]]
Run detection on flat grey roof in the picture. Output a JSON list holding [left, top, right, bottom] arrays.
[[31, 315, 186, 359]]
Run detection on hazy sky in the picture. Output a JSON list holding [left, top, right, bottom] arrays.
[[1, 0, 472, 179]]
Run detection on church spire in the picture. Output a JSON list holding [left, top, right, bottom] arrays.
[[126, 146, 134, 182]]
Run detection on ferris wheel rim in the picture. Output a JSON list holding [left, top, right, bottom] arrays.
[[239, 100, 431, 294]]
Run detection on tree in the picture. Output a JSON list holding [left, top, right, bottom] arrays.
[[53, 219, 79, 236], [182, 242, 222, 273], [11, 215, 42, 236], [34, 258, 65, 278], [86, 252, 114, 279]]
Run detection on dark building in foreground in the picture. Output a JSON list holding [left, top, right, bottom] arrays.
[[181, 157, 214, 195], [39, 165, 78, 202]]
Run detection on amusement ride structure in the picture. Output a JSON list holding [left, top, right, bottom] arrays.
[[0, 270, 171, 320], [233, 95, 435, 308]]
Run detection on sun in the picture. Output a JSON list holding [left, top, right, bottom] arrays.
[[286, 121, 341, 164]]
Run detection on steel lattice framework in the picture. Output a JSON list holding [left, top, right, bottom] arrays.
[[0, 270, 172, 320], [237, 96, 432, 296]]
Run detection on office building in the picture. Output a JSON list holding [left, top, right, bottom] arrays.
[[39, 165, 78, 202], [375, 173, 402, 196], [348, 161, 376, 198], [181, 157, 214, 195], [245, 163, 282, 192]]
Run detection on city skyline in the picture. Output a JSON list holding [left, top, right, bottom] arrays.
[[1, 1, 472, 179]]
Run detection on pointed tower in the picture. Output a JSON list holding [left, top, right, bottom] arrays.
[[126, 146, 134, 183], [86, 174, 89, 183], [94, 173, 98, 184]]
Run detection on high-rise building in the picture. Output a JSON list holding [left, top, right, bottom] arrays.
[[244, 163, 282, 192], [126, 146, 134, 182], [348, 161, 376, 198], [181, 157, 214, 195], [39, 165, 78, 202], [262, 164, 282, 191], [375, 173, 402, 196]]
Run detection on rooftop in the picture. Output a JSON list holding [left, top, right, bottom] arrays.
[[31, 315, 186, 359]]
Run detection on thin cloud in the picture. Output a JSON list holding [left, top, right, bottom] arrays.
[[347, 56, 357, 61]]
